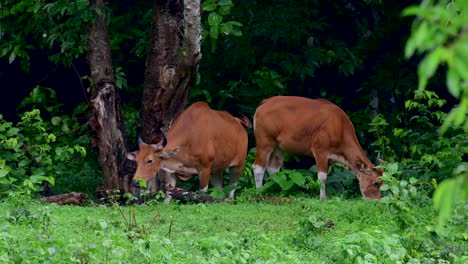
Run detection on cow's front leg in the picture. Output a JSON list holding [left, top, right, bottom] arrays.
[[163, 172, 177, 204]]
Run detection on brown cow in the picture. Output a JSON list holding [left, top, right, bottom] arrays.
[[252, 96, 382, 199], [127, 102, 251, 203]]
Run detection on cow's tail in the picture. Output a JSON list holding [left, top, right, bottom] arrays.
[[238, 115, 252, 129]]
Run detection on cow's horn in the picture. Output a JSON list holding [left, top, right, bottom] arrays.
[[160, 128, 167, 147]]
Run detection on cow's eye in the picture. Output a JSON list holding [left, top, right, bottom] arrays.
[[373, 181, 380, 188], [146, 159, 153, 164]]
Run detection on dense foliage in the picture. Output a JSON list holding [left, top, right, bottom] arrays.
[[0, 0, 467, 261]]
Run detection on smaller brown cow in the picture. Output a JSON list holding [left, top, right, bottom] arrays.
[[253, 96, 382, 200], [127, 102, 251, 203]]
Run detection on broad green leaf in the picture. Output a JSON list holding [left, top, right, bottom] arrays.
[[202, 0, 217, 12], [401, 6, 421, 16], [0, 47, 11, 57], [289, 171, 305, 187], [271, 172, 295, 190], [433, 178, 458, 228], [226, 21, 242, 27], [446, 68, 460, 97], [419, 47, 445, 79], [452, 56, 468, 82], [230, 28, 242, 37], [406, 22, 428, 58], [209, 25, 219, 39], [8, 51, 16, 64], [219, 6, 231, 16], [51, 116, 62, 125], [0, 169, 9, 178], [6, 127, 20, 137], [218, 0, 233, 6], [208, 12, 223, 26], [220, 23, 233, 35]]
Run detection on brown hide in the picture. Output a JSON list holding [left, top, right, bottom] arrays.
[[127, 102, 249, 199], [253, 96, 382, 199]]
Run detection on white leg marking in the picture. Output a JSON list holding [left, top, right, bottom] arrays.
[[318, 171, 327, 200], [228, 182, 237, 198], [267, 166, 280, 175], [253, 164, 266, 188], [200, 185, 209, 193], [318, 171, 327, 181]]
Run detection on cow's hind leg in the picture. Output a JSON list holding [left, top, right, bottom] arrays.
[[253, 144, 275, 188], [312, 149, 330, 200], [267, 147, 284, 175], [227, 165, 243, 199], [210, 170, 224, 197], [198, 167, 212, 194]]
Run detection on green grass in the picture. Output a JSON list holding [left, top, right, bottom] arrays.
[[0, 198, 466, 263]]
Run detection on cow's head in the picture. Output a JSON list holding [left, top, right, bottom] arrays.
[[356, 162, 383, 199], [126, 134, 179, 183]]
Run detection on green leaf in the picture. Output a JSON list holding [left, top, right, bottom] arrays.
[[218, 0, 233, 6], [401, 6, 421, 17], [202, 0, 217, 12], [208, 12, 223, 26], [209, 25, 219, 39], [271, 172, 295, 190], [220, 23, 233, 35], [0, 169, 9, 178], [51, 116, 62, 125], [225, 21, 242, 27], [405, 22, 428, 58], [0, 47, 11, 57], [419, 47, 446, 79], [289, 171, 306, 187], [452, 56, 468, 82], [446, 68, 460, 98], [8, 51, 16, 64], [6, 127, 20, 137], [219, 6, 231, 16], [433, 178, 458, 228]]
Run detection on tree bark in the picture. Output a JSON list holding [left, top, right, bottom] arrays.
[[139, 0, 202, 143], [87, 0, 130, 192], [137, 0, 201, 192]]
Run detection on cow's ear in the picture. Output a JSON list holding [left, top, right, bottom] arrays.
[[127, 152, 137, 160], [159, 146, 180, 158]]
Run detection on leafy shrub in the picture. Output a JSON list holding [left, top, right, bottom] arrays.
[[0, 86, 101, 199], [370, 90, 467, 193], [330, 229, 408, 264]]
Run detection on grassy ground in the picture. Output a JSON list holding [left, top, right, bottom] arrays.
[[0, 197, 466, 263]]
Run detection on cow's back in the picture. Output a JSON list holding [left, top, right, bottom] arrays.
[[168, 102, 248, 168], [254, 96, 353, 155]]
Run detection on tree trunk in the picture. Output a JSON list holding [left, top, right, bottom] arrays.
[[139, 0, 202, 143], [138, 0, 201, 192], [87, 0, 130, 192]]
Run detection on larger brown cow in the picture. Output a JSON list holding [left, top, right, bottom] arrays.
[[127, 102, 251, 203], [253, 96, 382, 199]]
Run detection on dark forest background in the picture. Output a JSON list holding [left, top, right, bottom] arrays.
[[0, 0, 465, 200]]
